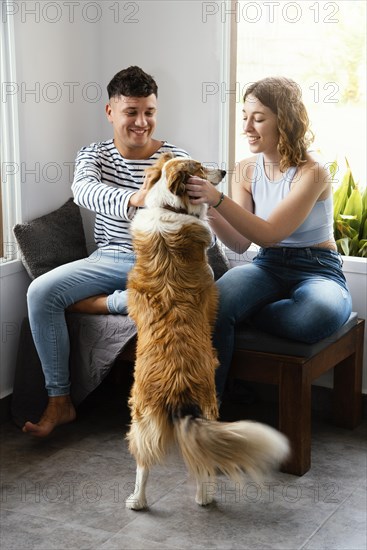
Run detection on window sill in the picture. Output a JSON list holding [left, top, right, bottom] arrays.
[[0, 259, 25, 278]]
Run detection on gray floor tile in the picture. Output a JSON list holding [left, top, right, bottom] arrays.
[[1, 445, 188, 534], [117, 473, 362, 550], [0, 509, 113, 550], [100, 531, 184, 549], [302, 486, 367, 550], [1, 384, 366, 550]]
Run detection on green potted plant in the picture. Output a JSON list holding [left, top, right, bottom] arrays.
[[332, 159, 367, 257]]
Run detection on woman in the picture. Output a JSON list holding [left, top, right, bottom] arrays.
[[186, 77, 352, 398]]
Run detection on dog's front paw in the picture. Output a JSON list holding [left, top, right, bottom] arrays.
[[195, 478, 216, 506], [195, 492, 214, 506], [126, 493, 147, 511]]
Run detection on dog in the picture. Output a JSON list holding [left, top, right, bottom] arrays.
[[125, 153, 290, 510]]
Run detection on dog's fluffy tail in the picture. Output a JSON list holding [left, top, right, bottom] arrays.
[[173, 413, 290, 482]]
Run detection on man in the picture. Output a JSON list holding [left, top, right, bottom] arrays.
[[24, 66, 189, 437]]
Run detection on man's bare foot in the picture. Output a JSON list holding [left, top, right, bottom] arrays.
[[67, 295, 109, 314], [22, 396, 76, 437]]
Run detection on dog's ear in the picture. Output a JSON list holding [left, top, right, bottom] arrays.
[[144, 165, 161, 190], [156, 152, 175, 169], [167, 171, 187, 196], [144, 152, 174, 189], [165, 161, 190, 196]]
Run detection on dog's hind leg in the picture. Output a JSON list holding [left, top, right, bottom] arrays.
[[195, 472, 217, 506], [126, 464, 149, 510], [126, 412, 174, 510]]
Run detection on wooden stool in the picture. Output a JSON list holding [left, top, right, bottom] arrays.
[[230, 313, 365, 476]]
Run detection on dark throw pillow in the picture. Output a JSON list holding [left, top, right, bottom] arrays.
[[13, 198, 88, 279]]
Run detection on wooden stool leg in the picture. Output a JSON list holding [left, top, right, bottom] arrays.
[[279, 362, 311, 476], [333, 324, 364, 428]]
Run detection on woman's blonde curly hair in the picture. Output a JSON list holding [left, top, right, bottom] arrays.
[[243, 77, 314, 171]]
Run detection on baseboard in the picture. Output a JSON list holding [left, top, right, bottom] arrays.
[[312, 386, 367, 421], [1, 386, 366, 426], [225, 382, 367, 421], [0, 394, 12, 424]]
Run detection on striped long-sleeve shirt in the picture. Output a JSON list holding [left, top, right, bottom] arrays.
[[72, 139, 189, 252]]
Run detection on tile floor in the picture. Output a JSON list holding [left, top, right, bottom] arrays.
[[1, 372, 366, 550]]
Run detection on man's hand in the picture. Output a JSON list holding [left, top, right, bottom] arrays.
[[129, 176, 149, 207]]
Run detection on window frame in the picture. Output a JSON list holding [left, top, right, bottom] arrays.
[[1, 0, 22, 265], [219, 5, 237, 191]]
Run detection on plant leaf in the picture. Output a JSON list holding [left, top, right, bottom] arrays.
[[332, 158, 366, 258], [344, 187, 362, 220], [336, 237, 350, 255], [345, 158, 356, 190], [350, 235, 360, 256], [333, 169, 350, 220], [335, 220, 358, 239], [362, 217, 367, 240], [329, 160, 338, 181], [358, 240, 367, 258]]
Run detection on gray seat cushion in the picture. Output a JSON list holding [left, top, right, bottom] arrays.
[[234, 312, 358, 357]]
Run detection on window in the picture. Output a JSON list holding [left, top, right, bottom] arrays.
[[1, 0, 21, 263], [233, 0, 366, 187]]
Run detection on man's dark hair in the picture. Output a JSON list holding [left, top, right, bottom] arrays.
[[107, 66, 158, 99]]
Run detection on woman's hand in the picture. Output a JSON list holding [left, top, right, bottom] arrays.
[[186, 176, 223, 207]]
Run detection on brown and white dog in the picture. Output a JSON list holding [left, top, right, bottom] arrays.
[[125, 153, 289, 510]]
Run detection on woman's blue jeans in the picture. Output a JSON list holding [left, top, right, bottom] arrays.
[[214, 247, 352, 398], [27, 248, 134, 397]]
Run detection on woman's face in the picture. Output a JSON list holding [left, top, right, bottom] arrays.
[[242, 95, 279, 157]]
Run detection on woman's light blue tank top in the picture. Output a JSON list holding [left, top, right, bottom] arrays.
[[251, 154, 334, 247]]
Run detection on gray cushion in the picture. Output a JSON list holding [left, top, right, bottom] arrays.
[[11, 314, 137, 427], [13, 198, 88, 279], [234, 312, 358, 357]]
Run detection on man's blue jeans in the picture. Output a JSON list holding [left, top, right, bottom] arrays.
[[214, 247, 352, 398], [27, 248, 134, 397]]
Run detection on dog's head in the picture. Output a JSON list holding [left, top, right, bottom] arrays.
[[143, 153, 226, 217]]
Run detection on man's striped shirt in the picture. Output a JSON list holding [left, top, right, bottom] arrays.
[[72, 139, 189, 252]]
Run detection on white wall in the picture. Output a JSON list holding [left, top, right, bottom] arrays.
[[0, 0, 224, 397]]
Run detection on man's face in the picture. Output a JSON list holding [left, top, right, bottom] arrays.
[[106, 94, 157, 157]]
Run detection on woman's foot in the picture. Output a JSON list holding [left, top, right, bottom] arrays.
[[22, 395, 76, 437]]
